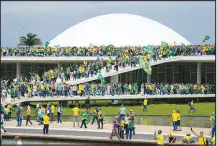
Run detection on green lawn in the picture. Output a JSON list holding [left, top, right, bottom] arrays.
[[11, 102, 215, 117]]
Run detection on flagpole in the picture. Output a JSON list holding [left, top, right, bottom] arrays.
[[17, 26, 26, 47]]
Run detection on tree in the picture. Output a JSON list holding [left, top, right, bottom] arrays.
[[19, 33, 42, 47]]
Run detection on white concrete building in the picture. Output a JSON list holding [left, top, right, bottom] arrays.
[[1, 14, 215, 84]]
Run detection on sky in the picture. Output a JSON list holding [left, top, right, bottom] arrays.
[[1, 1, 215, 47]]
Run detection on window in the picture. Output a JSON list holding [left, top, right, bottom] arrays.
[[159, 64, 166, 72], [166, 68, 173, 83], [190, 64, 197, 73], [174, 64, 181, 72], [190, 73, 197, 84], [207, 73, 215, 84], [151, 67, 158, 83], [201, 70, 206, 84], [207, 64, 215, 72], [182, 71, 190, 83], [5, 72, 13, 80], [159, 73, 165, 83], [6, 64, 13, 72], [182, 64, 190, 71], [174, 73, 181, 83]]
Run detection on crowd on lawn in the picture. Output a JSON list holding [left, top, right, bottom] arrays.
[[1, 76, 215, 100], [0, 102, 216, 145], [1, 44, 215, 57]]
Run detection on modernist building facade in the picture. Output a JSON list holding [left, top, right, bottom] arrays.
[[1, 14, 215, 84], [1, 56, 215, 84]]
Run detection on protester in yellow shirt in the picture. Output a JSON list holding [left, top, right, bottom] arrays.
[[97, 108, 104, 129], [50, 104, 55, 123], [143, 97, 148, 112], [43, 114, 50, 134], [4, 107, 9, 121], [182, 134, 194, 144], [119, 117, 126, 139], [171, 110, 178, 130], [191, 128, 207, 146], [154, 130, 164, 146], [72, 105, 80, 127]]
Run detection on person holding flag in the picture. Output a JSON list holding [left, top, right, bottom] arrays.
[[80, 110, 88, 128]]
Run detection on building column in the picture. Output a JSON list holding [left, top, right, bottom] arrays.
[[111, 75, 118, 104], [57, 62, 62, 76], [111, 75, 118, 84], [147, 74, 151, 84], [16, 62, 21, 78], [197, 62, 201, 84]]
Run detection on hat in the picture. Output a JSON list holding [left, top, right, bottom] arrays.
[[130, 109, 133, 111], [115, 116, 118, 119], [173, 110, 176, 113]]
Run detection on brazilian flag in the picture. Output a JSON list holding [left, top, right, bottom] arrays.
[[143, 45, 154, 54], [81, 111, 89, 124], [139, 56, 152, 75]]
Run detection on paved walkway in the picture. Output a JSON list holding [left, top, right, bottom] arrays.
[[4, 120, 211, 137]]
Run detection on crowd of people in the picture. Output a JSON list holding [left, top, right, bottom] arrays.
[[1, 44, 216, 102], [0, 102, 215, 145], [1, 44, 215, 57], [1, 78, 215, 101]]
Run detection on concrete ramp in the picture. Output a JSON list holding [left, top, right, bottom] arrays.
[[66, 56, 215, 85]]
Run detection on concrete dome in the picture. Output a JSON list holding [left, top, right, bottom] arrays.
[[49, 13, 191, 47]]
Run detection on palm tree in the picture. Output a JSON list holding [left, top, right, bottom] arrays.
[[19, 33, 42, 47]]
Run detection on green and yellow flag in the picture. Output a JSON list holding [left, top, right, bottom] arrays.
[[97, 73, 106, 84], [161, 41, 169, 49], [139, 56, 152, 75]]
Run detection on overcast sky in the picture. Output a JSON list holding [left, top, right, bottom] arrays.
[[1, 1, 215, 47]]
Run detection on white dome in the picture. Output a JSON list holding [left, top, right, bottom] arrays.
[[49, 13, 191, 47]]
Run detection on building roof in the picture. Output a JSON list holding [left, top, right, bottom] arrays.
[[49, 13, 191, 47]]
